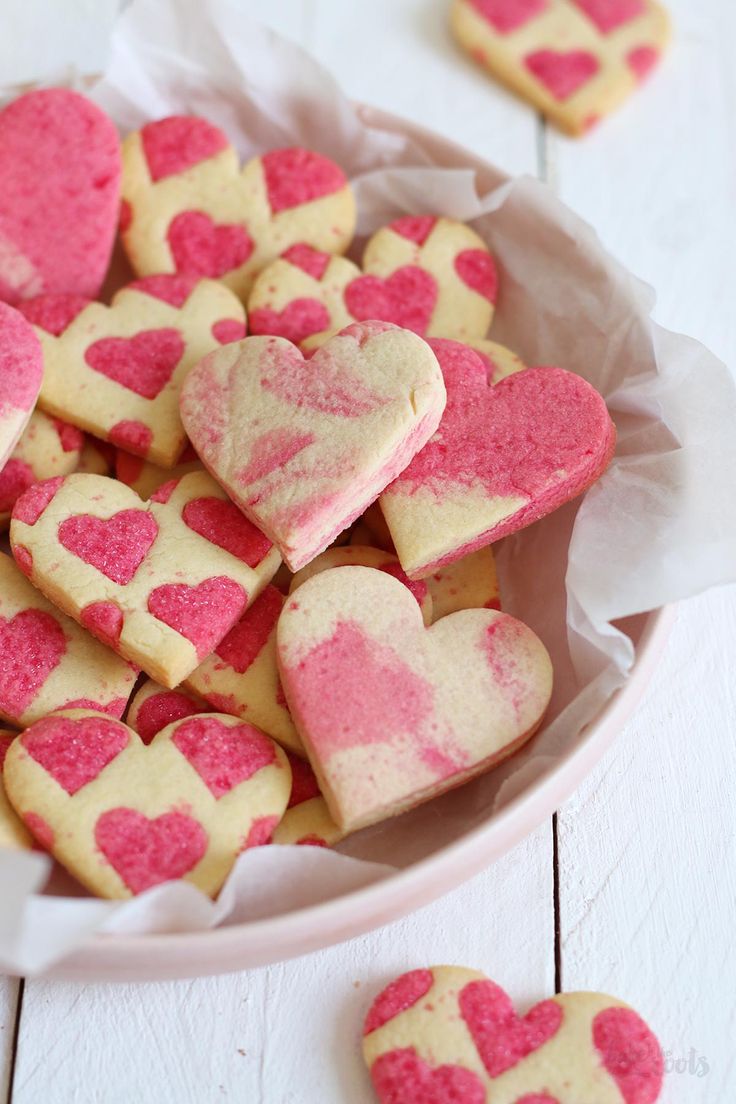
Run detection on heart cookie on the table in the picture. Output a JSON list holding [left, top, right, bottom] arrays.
[[0, 89, 120, 303], [362, 966, 664, 1103], [272, 752, 344, 848], [0, 302, 43, 468], [185, 585, 304, 756], [127, 678, 207, 744], [0, 731, 33, 849], [20, 275, 246, 466], [380, 339, 616, 578], [451, 0, 670, 136], [0, 410, 84, 528], [0, 551, 135, 728], [277, 566, 552, 831], [3, 710, 291, 897], [180, 322, 447, 571], [121, 115, 356, 300], [10, 470, 280, 687], [248, 244, 360, 346], [290, 545, 434, 626]]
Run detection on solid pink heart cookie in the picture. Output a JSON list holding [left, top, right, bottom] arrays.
[[0, 409, 83, 528], [10, 470, 280, 687], [3, 710, 291, 898], [0, 302, 44, 468], [21, 275, 246, 466], [380, 340, 616, 579], [277, 566, 552, 831], [121, 116, 356, 300], [0, 89, 120, 304], [363, 966, 664, 1103], [180, 322, 447, 571]]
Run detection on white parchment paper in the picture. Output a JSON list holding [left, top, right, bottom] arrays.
[[1, 0, 735, 975]]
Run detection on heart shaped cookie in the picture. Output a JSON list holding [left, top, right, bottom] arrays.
[[277, 566, 552, 831], [0, 89, 120, 303], [20, 274, 246, 466], [127, 679, 207, 744], [0, 551, 135, 728], [185, 585, 304, 756], [0, 731, 32, 849], [248, 244, 360, 346], [451, 0, 670, 136], [121, 116, 356, 300], [115, 441, 203, 501], [10, 470, 280, 687], [380, 340, 616, 578], [3, 710, 291, 897], [363, 966, 664, 1103], [0, 410, 84, 528], [180, 322, 447, 571], [0, 302, 44, 468], [272, 752, 344, 848]]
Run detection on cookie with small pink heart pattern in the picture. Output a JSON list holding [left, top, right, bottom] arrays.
[[341, 216, 498, 340], [0, 551, 135, 728], [127, 679, 207, 744], [0, 89, 120, 304], [0, 302, 43, 469], [0, 731, 33, 849], [451, 0, 670, 136], [121, 115, 356, 301], [3, 710, 291, 897], [180, 322, 447, 571], [0, 410, 84, 529], [184, 585, 304, 756], [380, 339, 616, 579], [247, 244, 360, 346], [10, 470, 281, 687], [277, 566, 552, 832], [20, 275, 246, 466], [271, 752, 344, 848], [362, 965, 663, 1103]]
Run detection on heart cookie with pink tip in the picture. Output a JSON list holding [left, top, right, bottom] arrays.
[[0, 551, 135, 728], [10, 471, 280, 687], [3, 710, 291, 897], [180, 322, 447, 571], [451, 0, 670, 136], [0, 89, 120, 304], [362, 965, 664, 1103], [121, 115, 356, 300], [21, 275, 246, 466], [380, 339, 616, 579], [277, 566, 552, 832], [0, 410, 84, 528], [0, 302, 44, 468]]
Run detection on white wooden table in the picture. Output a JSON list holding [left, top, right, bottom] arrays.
[[1, 1, 734, 1100]]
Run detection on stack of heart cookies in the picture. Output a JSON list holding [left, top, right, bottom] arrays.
[[0, 91, 616, 901]]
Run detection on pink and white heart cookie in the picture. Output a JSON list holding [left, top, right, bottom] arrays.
[[10, 470, 280, 687], [0, 410, 84, 529], [271, 752, 344, 848], [115, 441, 203, 500], [180, 322, 447, 571], [0, 302, 43, 468], [127, 678, 207, 744], [451, 0, 670, 136], [185, 585, 304, 756], [0, 731, 33, 849], [342, 215, 498, 340], [3, 710, 291, 898], [21, 275, 246, 466], [247, 244, 360, 346], [380, 339, 616, 578], [0, 89, 120, 304], [0, 551, 135, 728], [277, 566, 552, 832], [290, 545, 434, 626], [121, 115, 356, 300], [363, 966, 664, 1103]]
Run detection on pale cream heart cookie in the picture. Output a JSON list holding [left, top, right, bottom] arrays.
[[10, 471, 280, 687], [180, 322, 447, 571], [271, 751, 344, 848], [362, 965, 664, 1102], [0, 551, 135, 728], [127, 678, 207, 744], [121, 116, 356, 300], [185, 585, 304, 757], [3, 710, 291, 898], [0, 731, 32, 849], [426, 546, 501, 621], [451, 0, 670, 136], [277, 566, 552, 832], [115, 441, 203, 500], [463, 337, 527, 382], [20, 275, 246, 466], [0, 410, 84, 529]]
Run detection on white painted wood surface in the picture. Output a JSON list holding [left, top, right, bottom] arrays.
[[1, 0, 734, 1101]]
